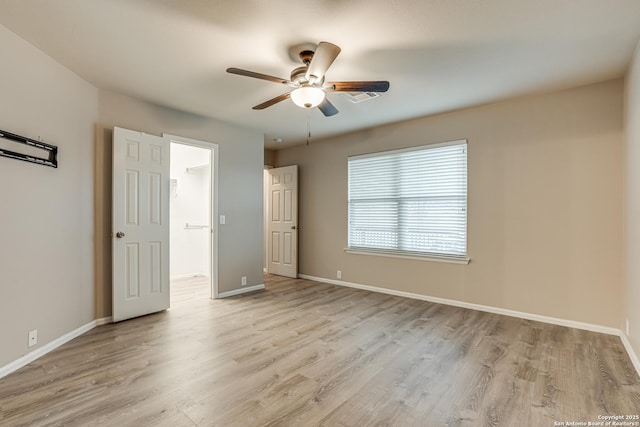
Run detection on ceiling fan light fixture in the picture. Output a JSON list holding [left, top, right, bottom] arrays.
[[291, 86, 325, 109]]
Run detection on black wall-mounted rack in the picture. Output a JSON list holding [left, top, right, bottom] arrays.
[[0, 128, 58, 168]]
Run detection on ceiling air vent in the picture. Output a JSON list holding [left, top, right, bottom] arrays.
[[342, 91, 381, 104]]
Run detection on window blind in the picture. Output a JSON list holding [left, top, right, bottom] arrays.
[[348, 140, 467, 258]]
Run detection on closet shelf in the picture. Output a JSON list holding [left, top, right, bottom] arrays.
[[185, 223, 209, 229], [185, 163, 210, 173]]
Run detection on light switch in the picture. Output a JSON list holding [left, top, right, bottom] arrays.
[[219, 215, 226, 225]]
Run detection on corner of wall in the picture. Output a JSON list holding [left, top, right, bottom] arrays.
[[624, 37, 640, 364], [264, 148, 277, 167]]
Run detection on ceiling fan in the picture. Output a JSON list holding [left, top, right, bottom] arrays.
[[226, 42, 389, 117]]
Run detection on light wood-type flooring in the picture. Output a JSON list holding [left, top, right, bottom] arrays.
[[1, 275, 639, 426]]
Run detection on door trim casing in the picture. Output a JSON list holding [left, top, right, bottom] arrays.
[[163, 134, 220, 299]]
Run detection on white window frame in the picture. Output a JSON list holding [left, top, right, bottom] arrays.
[[346, 139, 469, 264]]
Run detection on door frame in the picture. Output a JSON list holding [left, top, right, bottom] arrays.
[[263, 166, 273, 273], [164, 133, 219, 299]]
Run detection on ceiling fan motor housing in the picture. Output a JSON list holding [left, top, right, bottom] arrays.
[[290, 66, 308, 85]]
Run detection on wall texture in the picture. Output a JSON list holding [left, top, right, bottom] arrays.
[[95, 90, 264, 317], [0, 25, 99, 367], [625, 41, 640, 358], [276, 79, 624, 328]]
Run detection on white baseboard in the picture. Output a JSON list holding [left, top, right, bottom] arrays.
[[217, 284, 265, 298], [0, 316, 112, 380], [298, 274, 640, 377]]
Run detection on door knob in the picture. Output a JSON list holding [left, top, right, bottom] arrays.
[[291, 226, 298, 230], [116, 232, 125, 238]]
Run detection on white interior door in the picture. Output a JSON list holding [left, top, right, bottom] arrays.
[[112, 127, 170, 322], [268, 165, 298, 278]]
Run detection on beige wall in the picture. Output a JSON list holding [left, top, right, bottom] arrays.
[[95, 90, 264, 317], [625, 41, 640, 357], [276, 79, 624, 328], [0, 25, 99, 366]]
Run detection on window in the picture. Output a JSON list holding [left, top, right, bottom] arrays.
[[347, 140, 467, 261]]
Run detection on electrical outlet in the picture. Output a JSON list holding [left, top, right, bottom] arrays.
[[241, 276, 247, 286], [626, 319, 630, 336], [28, 329, 37, 347], [337, 270, 342, 279]]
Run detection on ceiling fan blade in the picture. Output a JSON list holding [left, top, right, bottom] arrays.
[[227, 68, 292, 85], [252, 92, 291, 110], [318, 98, 339, 117], [326, 81, 390, 92], [306, 42, 341, 84]]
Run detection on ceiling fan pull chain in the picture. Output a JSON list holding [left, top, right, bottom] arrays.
[[307, 112, 311, 146]]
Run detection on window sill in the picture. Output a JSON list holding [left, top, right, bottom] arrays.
[[344, 248, 470, 265]]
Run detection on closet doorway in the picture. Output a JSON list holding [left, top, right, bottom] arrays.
[[168, 135, 218, 304]]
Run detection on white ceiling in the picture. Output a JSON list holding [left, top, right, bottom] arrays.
[[1, 0, 640, 149]]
